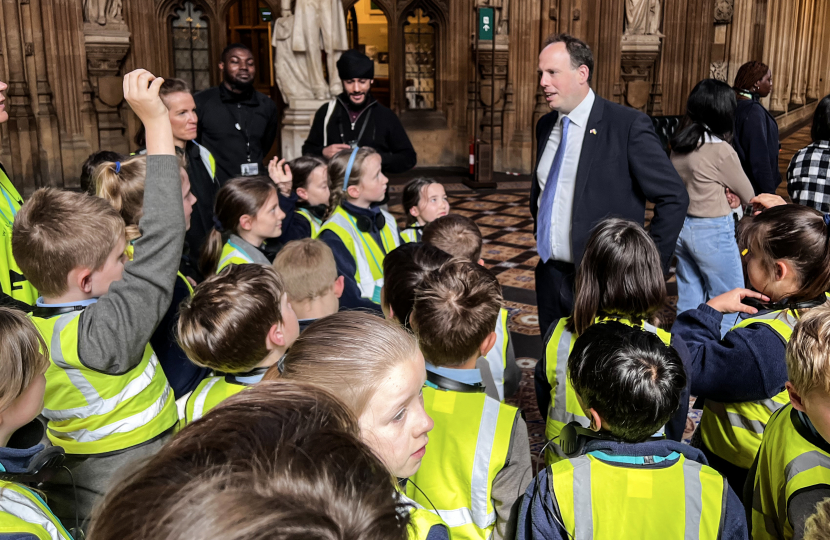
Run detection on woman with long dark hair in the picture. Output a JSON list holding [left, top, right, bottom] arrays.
[[732, 61, 780, 194], [787, 94, 830, 211], [671, 78, 755, 336]]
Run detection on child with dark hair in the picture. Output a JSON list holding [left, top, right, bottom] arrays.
[[80, 150, 126, 195], [787, 94, 830, 212], [422, 214, 521, 402], [89, 381, 418, 540], [673, 203, 830, 497], [380, 242, 451, 329], [269, 155, 330, 243], [535, 217, 692, 464], [519, 321, 747, 540], [400, 177, 449, 243], [406, 259, 532, 540]]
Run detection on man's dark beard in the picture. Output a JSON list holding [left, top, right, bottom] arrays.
[[224, 74, 254, 94], [347, 92, 369, 111]]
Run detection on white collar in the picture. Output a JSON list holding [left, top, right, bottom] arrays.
[[559, 88, 595, 128], [704, 133, 724, 144]]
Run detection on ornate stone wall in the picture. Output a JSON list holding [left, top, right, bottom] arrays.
[[1, 0, 829, 190]]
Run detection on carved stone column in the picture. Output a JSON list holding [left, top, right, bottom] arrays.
[[84, 18, 131, 155], [620, 34, 661, 113], [1, 0, 41, 194], [806, 0, 827, 101], [789, 0, 815, 107], [20, 0, 64, 186], [726, 0, 750, 85]]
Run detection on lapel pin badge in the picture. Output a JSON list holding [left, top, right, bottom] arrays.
[[590, 129, 597, 135]]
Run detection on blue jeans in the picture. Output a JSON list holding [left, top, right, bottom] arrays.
[[675, 215, 744, 337]]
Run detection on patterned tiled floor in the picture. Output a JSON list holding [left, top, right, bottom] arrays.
[[387, 123, 811, 464]]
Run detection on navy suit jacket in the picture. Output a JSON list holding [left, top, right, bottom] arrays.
[[531, 95, 689, 271]]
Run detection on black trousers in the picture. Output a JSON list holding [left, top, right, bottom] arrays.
[[535, 259, 576, 335]]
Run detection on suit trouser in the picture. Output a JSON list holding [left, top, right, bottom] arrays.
[[535, 259, 576, 336]]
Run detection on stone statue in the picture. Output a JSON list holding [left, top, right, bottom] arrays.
[[624, 0, 663, 36], [272, 0, 349, 104], [83, 0, 123, 26]]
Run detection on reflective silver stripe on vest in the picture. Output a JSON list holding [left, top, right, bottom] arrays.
[[549, 327, 579, 425], [705, 401, 768, 435], [785, 450, 830, 482], [218, 248, 252, 270], [682, 459, 705, 540], [326, 213, 380, 299], [191, 377, 221, 422], [759, 399, 787, 415], [41, 313, 160, 422], [572, 460, 594, 540], [470, 398, 500, 529], [0, 487, 67, 540], [192, 141, 216, 181], [51, 383, 171, 443], [484, 311, 507, 401]]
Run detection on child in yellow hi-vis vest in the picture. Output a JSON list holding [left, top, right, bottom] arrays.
[[318, 147, 400, 313], [0, 308, 73, 539], [11, 69, 183, 530], [267, 312, 449, 540], [177, 264, 298, 425], [407, 259, 532, 540], [400, 177, 450, 244], [199, 175, 285, 275], [422, 214, 521, 402], [748, 306, 830, 540]]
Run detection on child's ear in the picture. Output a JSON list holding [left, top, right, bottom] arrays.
[[786, 381, 807, 412], [479, 331, 497, 356], [346, 184, 361, 200], [296, 187, 309, 201], [588, 408, 603, 432], [333, 275, 345, 298], [73, 267, 94, 294], [409, 206, 420, 218], [477, 258, 485, 267], [238, 214, 254, 231], [266, 322, 286, 350], [774, 260, 793, 281]]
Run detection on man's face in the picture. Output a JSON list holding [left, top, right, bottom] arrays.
[[343, 79, 373, 106], [220, 48, 255, 89], [538, 42, 590, 114]]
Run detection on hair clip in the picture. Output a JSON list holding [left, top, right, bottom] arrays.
[[277, 354, 286, 374], [212, 215, 225, 233], [824, 213, 830, 227], [343, 147, 360, 190], [741, 248, 749, 256], [114, 161, 121, 174]]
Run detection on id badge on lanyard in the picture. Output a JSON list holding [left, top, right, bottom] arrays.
[[231, 104, 258, 176], [241, 162, 259, 176]]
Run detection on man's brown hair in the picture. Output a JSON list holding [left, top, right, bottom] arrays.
[[786, 304, 830, 397], [273, 239, 337, 302], [89, 381, 410, 540], [178, 264, 286, 373], [422, 214, 483, 262], [411, 259, 502, 367], [12, 188, 125, 298], [0, 307, 49, 412]]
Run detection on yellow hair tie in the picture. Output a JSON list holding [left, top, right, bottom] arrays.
[[741, 249, 748, 256]]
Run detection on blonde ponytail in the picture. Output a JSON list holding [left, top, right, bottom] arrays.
[[325, 147, 378, 220]]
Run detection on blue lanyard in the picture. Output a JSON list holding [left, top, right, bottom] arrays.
[[345, 213, 387, 275], [226, 241, 254, 263], [587, 450, 681, 465]]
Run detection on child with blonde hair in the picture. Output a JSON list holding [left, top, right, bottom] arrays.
[[177, 264, 298, 424], [749, 305, 830, 540], [319, 147, 399, 311], [11, 69, 182, 528], [0, 307, 73, 539], [273, 239, 343, 332]]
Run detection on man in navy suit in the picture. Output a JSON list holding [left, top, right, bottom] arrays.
[[533, 34, 688, 334]]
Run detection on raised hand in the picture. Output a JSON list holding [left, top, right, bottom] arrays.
[[706, 288, 770, 315], [123, 69, 174, 156], [268, 157, 293, 196]]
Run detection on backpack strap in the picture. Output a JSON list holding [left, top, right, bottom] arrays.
[[322, 99, 337, 147]]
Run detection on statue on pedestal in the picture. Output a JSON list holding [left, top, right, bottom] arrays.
[[272, 0, 349, 105], [624, 0, 663, 36], [83, 0, 123, 26]]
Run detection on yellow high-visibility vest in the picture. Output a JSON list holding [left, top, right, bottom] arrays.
[[0, 164, 37, 304], [0, 481, 73, 540]]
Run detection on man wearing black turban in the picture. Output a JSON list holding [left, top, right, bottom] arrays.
[[302, 49, 417, 174]]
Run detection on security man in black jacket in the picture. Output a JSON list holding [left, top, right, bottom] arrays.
[[302, 49, 417, 174], [195, 43, 279, 185]]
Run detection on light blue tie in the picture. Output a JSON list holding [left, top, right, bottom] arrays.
[[537, 116, 571, 262]]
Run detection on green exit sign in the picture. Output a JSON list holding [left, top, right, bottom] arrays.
[[479, 8, 494, 40]]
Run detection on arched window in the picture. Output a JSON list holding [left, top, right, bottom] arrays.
[[171, 2, 211, 92], [403, 8, 436, 110]]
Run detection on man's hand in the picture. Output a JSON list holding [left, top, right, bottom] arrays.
[[725, 188, 740, 209], [268, 157, 293, 196], [706, 288, 770, 315], [749, 194, 787, 215], [323, 143, 351, 159], [123, 70, 168, 125]]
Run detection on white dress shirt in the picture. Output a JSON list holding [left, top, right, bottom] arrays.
[[536, 88, 595, 263]]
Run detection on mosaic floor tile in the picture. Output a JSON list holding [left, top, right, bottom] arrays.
[[481, 245, 527, 262], [497, 267, 536, 289]]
